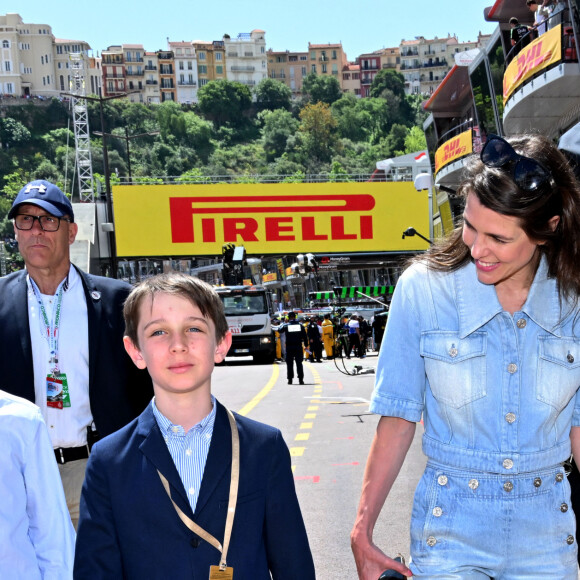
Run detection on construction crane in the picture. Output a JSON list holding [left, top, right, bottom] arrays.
[[68, 52, 95, 202]]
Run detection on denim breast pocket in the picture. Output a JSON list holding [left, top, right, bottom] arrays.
[[421, 331, 487, 408], [537, 336, 580, 411]]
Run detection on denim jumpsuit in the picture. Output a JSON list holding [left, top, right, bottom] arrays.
[[370, 257, 580, 578]]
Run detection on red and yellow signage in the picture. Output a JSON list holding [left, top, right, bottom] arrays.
[[113, 182, 429, 256], [504, 24, 562, 103], [262, 272, 278, 282], [434, 129, 473, 175]]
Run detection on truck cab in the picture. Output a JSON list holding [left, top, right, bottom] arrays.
[[214, 285, 276, 364]]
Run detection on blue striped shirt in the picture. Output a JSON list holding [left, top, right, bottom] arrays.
[[152, 396, 216, 514]]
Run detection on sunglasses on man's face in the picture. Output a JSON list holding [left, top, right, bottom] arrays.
[[480, 135, 555, 191]]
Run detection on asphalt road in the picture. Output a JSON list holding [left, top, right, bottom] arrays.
[[212, 350, 426, 580]]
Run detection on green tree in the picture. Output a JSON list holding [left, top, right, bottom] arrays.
[[182, 112, 214, 162], [331, 95, 391, 143], [302, 73, 342, 105], [176, 168, 211, 183], [0, 118, 31, 149], [407, 93, 429, 126], [298, 102, 338, 162], [156, 101, 187, 142], [31, 159, 59, 182], [204, 143, 266, 177], [121, 101, 158, 132], [259, 109, 299, 162], [370, 69, 407, 100], [370, 69, 414, 128], [0, 169, 27, 223], [254, 78, 292, 111], [41, 128, 75, 162], [328, 161, 352, 182], [385, 124, 409, 156], [198, 80, 252, 128], [403, 126, 427, 154]]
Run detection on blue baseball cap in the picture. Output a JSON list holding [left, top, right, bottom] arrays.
[[8, 180, 74, 222]]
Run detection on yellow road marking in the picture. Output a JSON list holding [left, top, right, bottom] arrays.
[[295, 433, 310, 441], [300, 422, 313, 429], [304, 413, 316, 419], [307, 406, 318, 411], [290, 447, 305, 456], [237, 364, 279, 417]]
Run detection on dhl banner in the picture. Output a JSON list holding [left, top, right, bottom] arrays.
[[434, 129, 473, 175], [504, 24, 561, 103], [113, 182, 429, 256], [262, 272, 278, 282]]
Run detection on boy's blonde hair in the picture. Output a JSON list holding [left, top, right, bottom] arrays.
[[123, 272, 229, 347]]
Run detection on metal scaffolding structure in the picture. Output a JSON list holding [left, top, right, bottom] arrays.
[[69, 53, 95, 202]]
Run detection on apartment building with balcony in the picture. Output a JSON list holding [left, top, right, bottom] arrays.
[[124, 44, 145, 102], [307, 42, 348, 90], [143, 52, 160, 103], [380, 46, 400, 71], [400, 33, 489, 96], [54, 38, 99, 95], [341, 62, 361, 96], [223, 30, 266, 90], [0, 13, 58, 97], [0, 13, 101, 99], [192, 40, 226, 90], [101, 45, 125, 97], [352, 46, 400, 98], [157, 50, 176, 102], [357, 51, 382, 97], [267, 49, 308, 95], [169, 41, 198, 104]]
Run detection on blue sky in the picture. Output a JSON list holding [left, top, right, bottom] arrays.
[[11, 1, 497, 58]]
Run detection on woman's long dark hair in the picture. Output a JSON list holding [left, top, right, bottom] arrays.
[[416, 134, 580, 303]]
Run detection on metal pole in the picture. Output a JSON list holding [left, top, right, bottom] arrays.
[[125, 126, 133, 183], [98, 99, 118, 278]]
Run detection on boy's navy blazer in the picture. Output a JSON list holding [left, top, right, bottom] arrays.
[[0, 267, 152, 436], [74, 399, 316, 579]]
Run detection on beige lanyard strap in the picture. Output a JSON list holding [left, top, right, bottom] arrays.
[[157, 409, 240, 570]]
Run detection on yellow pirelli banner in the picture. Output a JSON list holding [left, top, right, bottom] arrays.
[[503, 24, 562, 103], [113, 182, 429, 257], [434, 129, 473, 175]]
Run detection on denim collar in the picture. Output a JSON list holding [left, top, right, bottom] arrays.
[[453, 256, 563, 338]]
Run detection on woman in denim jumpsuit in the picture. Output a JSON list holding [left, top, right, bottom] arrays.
[[352, 134, 580, 579]]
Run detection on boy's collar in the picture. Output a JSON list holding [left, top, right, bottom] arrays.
[[152, 394, 216, 435]]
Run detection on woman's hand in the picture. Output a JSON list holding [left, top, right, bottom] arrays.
[[350, 532, 412, 579]]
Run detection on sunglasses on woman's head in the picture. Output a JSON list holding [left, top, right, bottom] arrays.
[[480, 135, 555, 191]]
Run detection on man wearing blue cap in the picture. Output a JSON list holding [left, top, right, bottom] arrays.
[[0, 180, 152, 528]]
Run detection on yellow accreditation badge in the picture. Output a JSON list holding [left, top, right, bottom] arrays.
[[209, 565, 234, 580]]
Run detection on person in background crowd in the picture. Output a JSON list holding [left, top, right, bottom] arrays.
[[372, 313, 387, 352], [0, 180, 153, 528], [526, 0, 550, 35], [271, 317, 283, 361], [307, 317, 323, 362], [351, 134, 580, 578], [359, 316, 370, 358], [280, 311, 309, 385], [510, 16, 532, 50], [546, 0, 567, 30], [0, 390, 75, 579], [322, 313, 335, 360], [346, 314, 361, 359]]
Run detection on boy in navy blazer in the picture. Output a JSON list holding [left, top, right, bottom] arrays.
[[74, 273, 315, 579]]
